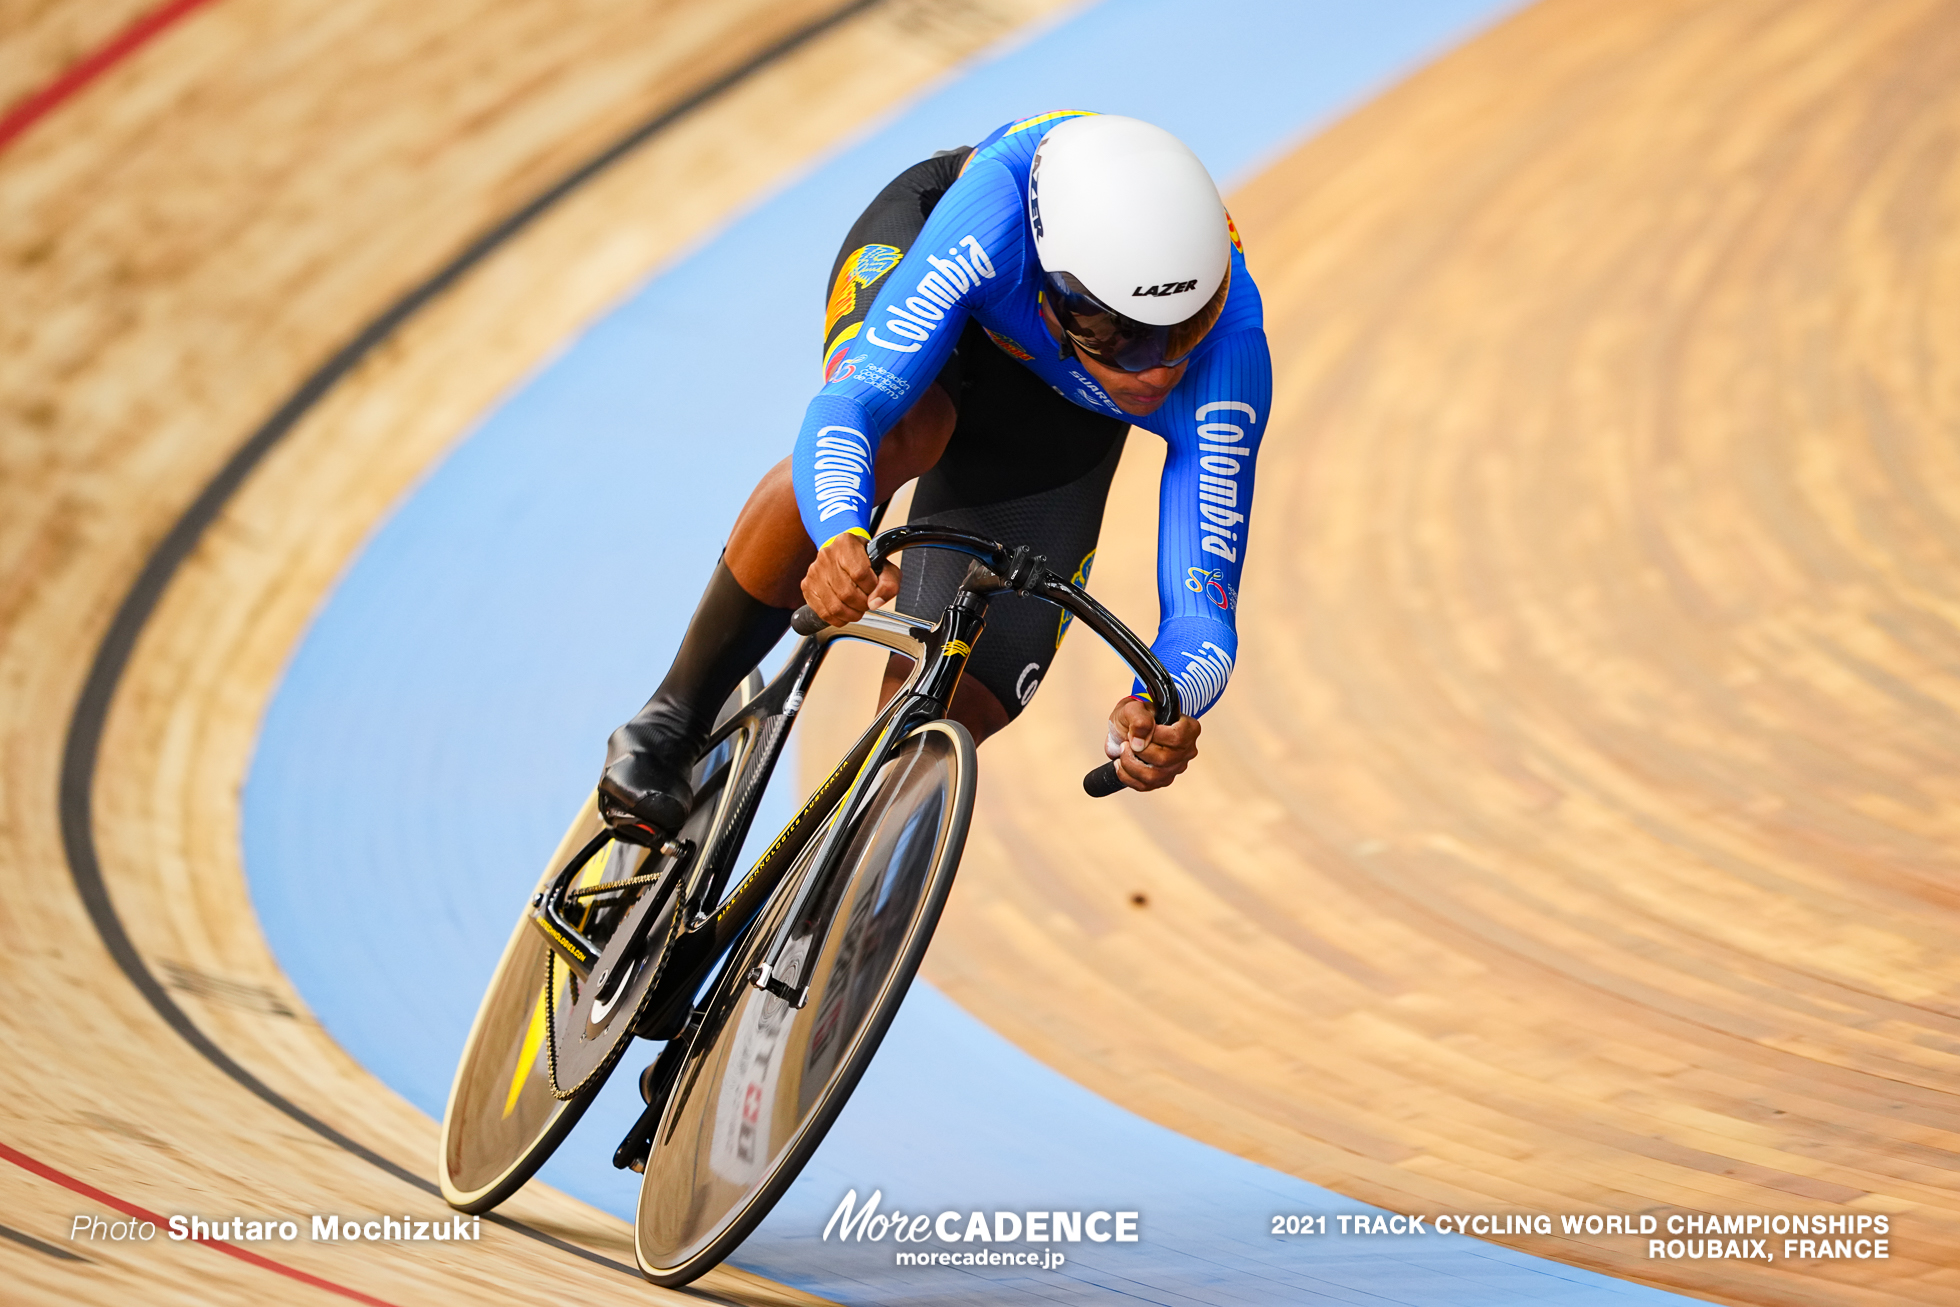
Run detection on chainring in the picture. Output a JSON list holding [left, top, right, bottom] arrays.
[[540, 673, 761, 1102], [544, 872, 683, 1101]]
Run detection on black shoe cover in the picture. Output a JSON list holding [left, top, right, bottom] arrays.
[[597, 703, 702, 843], [596, 558, 792, 843]]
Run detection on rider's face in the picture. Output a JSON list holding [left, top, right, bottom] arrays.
[[1040, 302, 1187, 416]]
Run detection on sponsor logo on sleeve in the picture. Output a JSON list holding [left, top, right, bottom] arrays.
[[811, 425, 874, 524], [824, 331, 860, 383], [1184, 566, 1234, 612], [1173, 641, 1235, 716], [867, 236, 996, 354], [1065, 370, 1122, 416], [1226, 210, 1244, 254], [826, 244, 902, 350], [1192, 400, 1257, 563], [823, 353, 912, 400], [854, 363, 912, 401]]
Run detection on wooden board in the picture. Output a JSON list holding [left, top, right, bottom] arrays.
[[0, 0, 161, 110], [0, 1, 1072, 1301], [893, 2, 1960, 1304]]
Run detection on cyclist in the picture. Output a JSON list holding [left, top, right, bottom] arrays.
[[598, 111, 1270, 842]]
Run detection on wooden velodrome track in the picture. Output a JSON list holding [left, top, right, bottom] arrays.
[[0, 0, 1072, 1302], [2, 3, 1955, 1307], [898, 1, 1960, 1304]]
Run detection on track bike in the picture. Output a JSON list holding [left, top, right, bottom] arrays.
[[437, 526, 1180, 1286]]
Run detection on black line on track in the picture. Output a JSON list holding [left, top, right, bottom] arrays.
[[0, 1221, 90, 1262], [57, 0, 882, 1282]]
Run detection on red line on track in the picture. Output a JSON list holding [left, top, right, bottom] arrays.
[[0, 0, 223, 154], [0, 1139, 403, 1307]]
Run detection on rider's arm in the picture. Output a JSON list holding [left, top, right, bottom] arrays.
[[1135, 324, 1274, 719], [791, 157, 1027, 548]]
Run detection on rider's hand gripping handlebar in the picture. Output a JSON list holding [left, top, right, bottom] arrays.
[[788, 526, 1181, 797], [1020, 572, 1180, 798]]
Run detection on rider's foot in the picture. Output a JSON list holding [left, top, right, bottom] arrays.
[[597, 558, 792, 842], [598, 698, 706, 842]]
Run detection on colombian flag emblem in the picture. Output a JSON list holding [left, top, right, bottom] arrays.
[[823, 327, 859, 383], [984, 327, 1033, 361]]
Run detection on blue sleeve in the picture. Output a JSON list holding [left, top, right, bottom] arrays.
[[791, 157, 1027, 545], [1136, 327, 1272, 716]]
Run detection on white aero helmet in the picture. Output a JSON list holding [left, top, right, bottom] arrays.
[[1029, 114, 1231, 371]]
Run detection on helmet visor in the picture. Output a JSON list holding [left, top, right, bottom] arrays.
[[1043, 266, 1230, 372]]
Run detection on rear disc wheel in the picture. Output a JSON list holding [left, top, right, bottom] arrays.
[[437, 675, 760, 1212]]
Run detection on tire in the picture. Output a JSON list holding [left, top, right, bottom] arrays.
[[437, 674, 761, 1213], [436, 793, 611, 1212], [633, 719, 977, 1285]]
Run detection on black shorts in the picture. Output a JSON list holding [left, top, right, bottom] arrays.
[[825, 152, 1128, 720]]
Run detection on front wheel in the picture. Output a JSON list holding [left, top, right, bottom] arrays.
[[633, 719, 976, 1286]]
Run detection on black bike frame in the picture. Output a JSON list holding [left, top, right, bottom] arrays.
[[743, 525, 1182, 1010], [558, 526, 1182, 1047]]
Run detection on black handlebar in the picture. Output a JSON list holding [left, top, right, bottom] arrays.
[[1082, 762, 1128, 798], [792, 527, 1181, 797], [1021, 573, 1179, 727], [864, 524, 1007, 575]]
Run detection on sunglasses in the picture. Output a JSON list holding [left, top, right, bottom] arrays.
[[1042, 267, 1229, 373]]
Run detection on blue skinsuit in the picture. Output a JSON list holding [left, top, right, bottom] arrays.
[[792, 111, 1272, 717]]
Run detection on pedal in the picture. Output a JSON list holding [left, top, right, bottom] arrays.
[[612, 1095, 663, 1174], [613, 1016, 699, 1173]]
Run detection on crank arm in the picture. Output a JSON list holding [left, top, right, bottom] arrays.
[[529, 909, 595, 979], [529, 901, 599, 982], [527, 829, 612, 981]]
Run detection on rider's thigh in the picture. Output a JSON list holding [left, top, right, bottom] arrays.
[[893, 324, 1129, 722], [725, 457, 818, 609], [873, 381, 957, 496]]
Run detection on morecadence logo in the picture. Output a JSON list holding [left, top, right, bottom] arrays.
[[824, 1188, 1138, 1272]]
